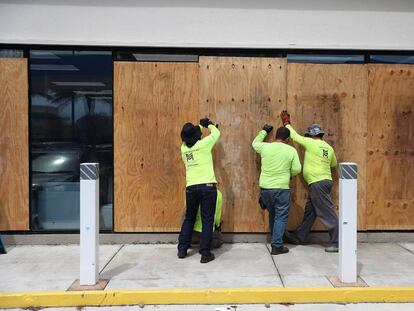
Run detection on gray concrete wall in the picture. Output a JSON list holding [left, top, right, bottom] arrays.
[[3, 232, 414, 245]]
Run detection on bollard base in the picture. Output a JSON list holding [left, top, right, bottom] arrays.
[[67, 279, 109, 291], [327, 276, 368, 288]]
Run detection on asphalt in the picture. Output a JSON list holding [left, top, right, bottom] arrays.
[[1, 242, 414, 293]]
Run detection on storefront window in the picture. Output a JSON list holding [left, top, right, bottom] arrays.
[[369, 55, 414, 64], [30, 50, 113, 231], [287, 54, 364, 64], [0, 49, 24, 58]]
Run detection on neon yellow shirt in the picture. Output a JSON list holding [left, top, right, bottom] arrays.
[[252, 130, 302, 189], [181, 124, 220, 187], [286, 124, 337, 185], [193, 190, 222, 232]]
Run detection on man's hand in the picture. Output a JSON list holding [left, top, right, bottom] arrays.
[[200, 117, 214, 128], [281, 110, 291, 126], [262, 124, 274, 134]]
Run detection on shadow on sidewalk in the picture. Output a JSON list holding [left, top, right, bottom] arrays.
[[101, 263, 136, 279]]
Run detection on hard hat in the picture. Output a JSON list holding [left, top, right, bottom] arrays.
[[305, 124, 325, 137]]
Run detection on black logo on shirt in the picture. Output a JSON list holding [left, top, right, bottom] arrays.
[[185, 153, 194, 161], [322, 149, 329, 158]]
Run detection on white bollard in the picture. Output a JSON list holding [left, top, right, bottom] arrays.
[[339, 162, 358, 283], [80, 163, 100, 286]]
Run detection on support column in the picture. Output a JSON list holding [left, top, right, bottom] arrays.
[[339, 162, 358, 283], [80, 163, 99, 286]]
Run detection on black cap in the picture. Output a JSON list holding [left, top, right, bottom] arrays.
[[181, 123, 202, 147]]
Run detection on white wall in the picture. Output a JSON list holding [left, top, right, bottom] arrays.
[[1, 0, 414, 50]]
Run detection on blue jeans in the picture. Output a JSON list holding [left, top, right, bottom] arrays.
[[260, 189, 291, 247], [178, 184, 217, 255]]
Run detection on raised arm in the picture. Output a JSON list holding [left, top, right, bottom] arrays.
[[199, 118, 221, 147], [206, 124, 220, 145], [286, 124, 307, 147], [280, 110, 308, 147], [252, 130, 267, 154], [252, 124, 273, 154]]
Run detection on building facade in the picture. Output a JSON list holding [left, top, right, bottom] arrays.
[[0, 0, 413, 234]]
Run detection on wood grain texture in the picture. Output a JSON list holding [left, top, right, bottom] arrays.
[[0, 58, 29, 230], [286, 63, 368, 230], [199, 56, 287, 232], [366, 64, 414, 229], [114, 62, 199, 232]]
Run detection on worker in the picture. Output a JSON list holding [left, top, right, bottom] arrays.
[[280, 110, 339, 253], [252, 124, 301, 255], [178, 117, 220, 263], [192, 189, 224, 249]]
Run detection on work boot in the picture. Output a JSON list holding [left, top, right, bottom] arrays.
[[283, 231, 303, 245], [200, 251, 215, 263], [271, 245, 289, 255], [325, 245, 339, 253], [177, 250, 187, 259]]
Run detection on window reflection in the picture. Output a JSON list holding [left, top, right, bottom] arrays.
[[0, 49, 24, 58], [30, 50, 113, 231], [287, 54, 364, 64], [369, 55, 414, 64]]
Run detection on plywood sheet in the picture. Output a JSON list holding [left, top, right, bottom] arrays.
[[0, 58, 29, 230], [114, 62, 199, 232], [366, 64, 414, 229], [199, 56, 287, 232], [286, 63, 368, 230]]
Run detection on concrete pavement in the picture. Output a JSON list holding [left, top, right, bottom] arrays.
[[2, 242, 414, 309], [1, 242, 414, 292]]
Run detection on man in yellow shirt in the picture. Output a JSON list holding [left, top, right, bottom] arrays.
[[252, 125, 301, 255], [281, 111, 339, 253], [178, 118, 220, 263]]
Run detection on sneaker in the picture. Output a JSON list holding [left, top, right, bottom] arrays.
[[283, 231, 303, 245], [271, 245, 289, 255], [325, 246, 339, 253], [200, 251, 215, 263], [177, 250, 187, 259]]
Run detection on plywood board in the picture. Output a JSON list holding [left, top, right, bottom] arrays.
[[366, 64, 414, 229], [0, 58, 29, 230], [286, 63, 368, 230], [199, 56, 287, 232], [114, 62, 199, 232]]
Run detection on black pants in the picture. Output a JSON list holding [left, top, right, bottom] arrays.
[[178, 184, 217, 255], [295, 180, 339, 246], [0, 235, 6, 254]]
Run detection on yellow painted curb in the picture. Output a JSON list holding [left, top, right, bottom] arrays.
[[1, 287, 414, 309]]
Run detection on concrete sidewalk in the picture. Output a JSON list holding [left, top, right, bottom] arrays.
[[1, 242, 414, 292]]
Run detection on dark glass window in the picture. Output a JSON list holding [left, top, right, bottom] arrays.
[[288, 54, 364, 64], [0, 49, 24, 58], [369, 55, 414, 64], [30, 50, 113, 231], [116, 51, 198, 62]]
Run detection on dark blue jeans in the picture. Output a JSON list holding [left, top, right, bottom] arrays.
[[178, 184, 217, 255], [260, 188, 291, 247]]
